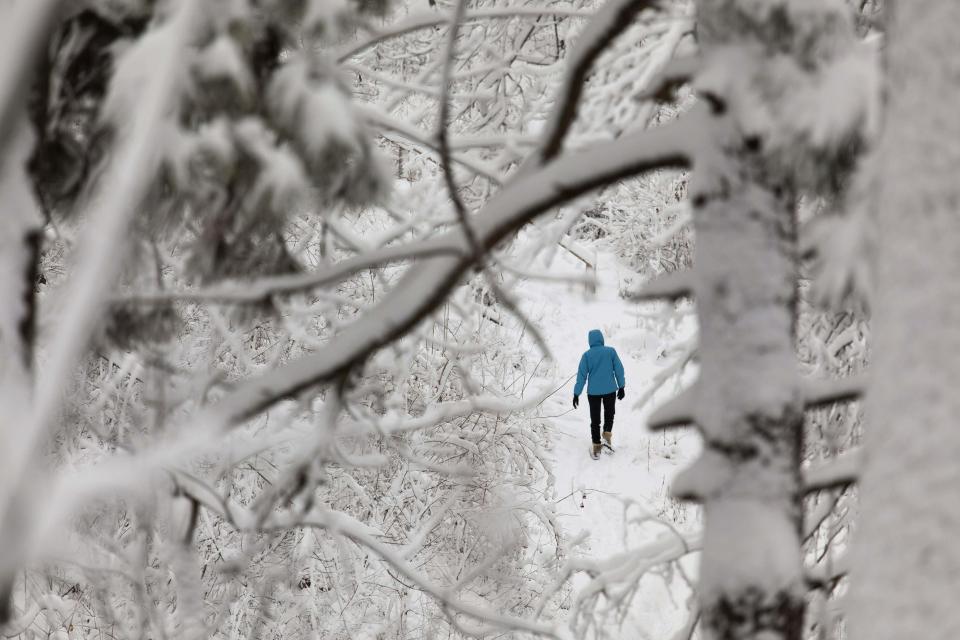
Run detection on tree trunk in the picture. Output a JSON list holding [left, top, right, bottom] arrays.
[[848, 2, 960, 638], [680, 116, 805, 640], [656, 1, 859, 637]]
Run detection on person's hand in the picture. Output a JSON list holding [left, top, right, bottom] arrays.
[[573, 395, 579, 409], [617, 387, 625, 401]]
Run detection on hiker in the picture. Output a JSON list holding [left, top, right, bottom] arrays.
[[573, 329, 625, 458]]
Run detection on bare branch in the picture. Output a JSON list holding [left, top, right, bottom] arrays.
[[174, 471, 567, 638]]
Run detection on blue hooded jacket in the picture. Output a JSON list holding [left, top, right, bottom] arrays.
[[574, 329, 625, 396]]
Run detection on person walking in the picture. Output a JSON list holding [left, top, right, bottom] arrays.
[[572, 329, 625, 459]]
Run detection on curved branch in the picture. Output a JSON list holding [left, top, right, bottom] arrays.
[[116, 236, 466, 305]]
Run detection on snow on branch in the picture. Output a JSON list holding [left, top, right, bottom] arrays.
[[647, 383, 696, 430], [539, 529, 701, 636], [635, 55, 699, 103], [802, 372, 867, 408], [633, 335, 696, 422], [626, 269, 694, 301], [358, 104, 504, 182], [198, 117, 696, 428], [530, 0, 664, 165], [115, 236, 466, 305], [173, 470, 567, 639], [349, 389, 553, 437], [802, 450, 862, 494]]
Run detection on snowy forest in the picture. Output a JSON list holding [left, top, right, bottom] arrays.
[[1, 0, 955, 638]]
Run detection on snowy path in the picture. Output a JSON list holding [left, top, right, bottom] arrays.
[[519, 246, 700, 637]]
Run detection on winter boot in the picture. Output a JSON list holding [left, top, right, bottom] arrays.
[[591, 443, 602, 459], [602, 431, 612, 447]]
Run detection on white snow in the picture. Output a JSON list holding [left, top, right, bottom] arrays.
[[193, 33, 254, 98], [100, 3, 196, 132], [780, 44, 881, 150], [847, 3, 960, 639], [268, 54, 359, 156], [517, 245, 702, 636], [234, 117, 311, 214], [700, 499, 804, 601]]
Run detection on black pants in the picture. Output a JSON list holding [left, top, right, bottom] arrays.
[[587, 392, 616, 444]]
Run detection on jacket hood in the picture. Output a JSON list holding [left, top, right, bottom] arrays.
[[588, 329, 604, 347]]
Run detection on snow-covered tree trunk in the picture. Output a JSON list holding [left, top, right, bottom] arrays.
[[680, 132, 804, 640], [681, 136, 804, 640], [641, 1, 863, 637], [848, 2, 960, 638], [689, 187, 804, 640]]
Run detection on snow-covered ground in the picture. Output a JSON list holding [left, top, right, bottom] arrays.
[[519, 245, 702, 637]]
